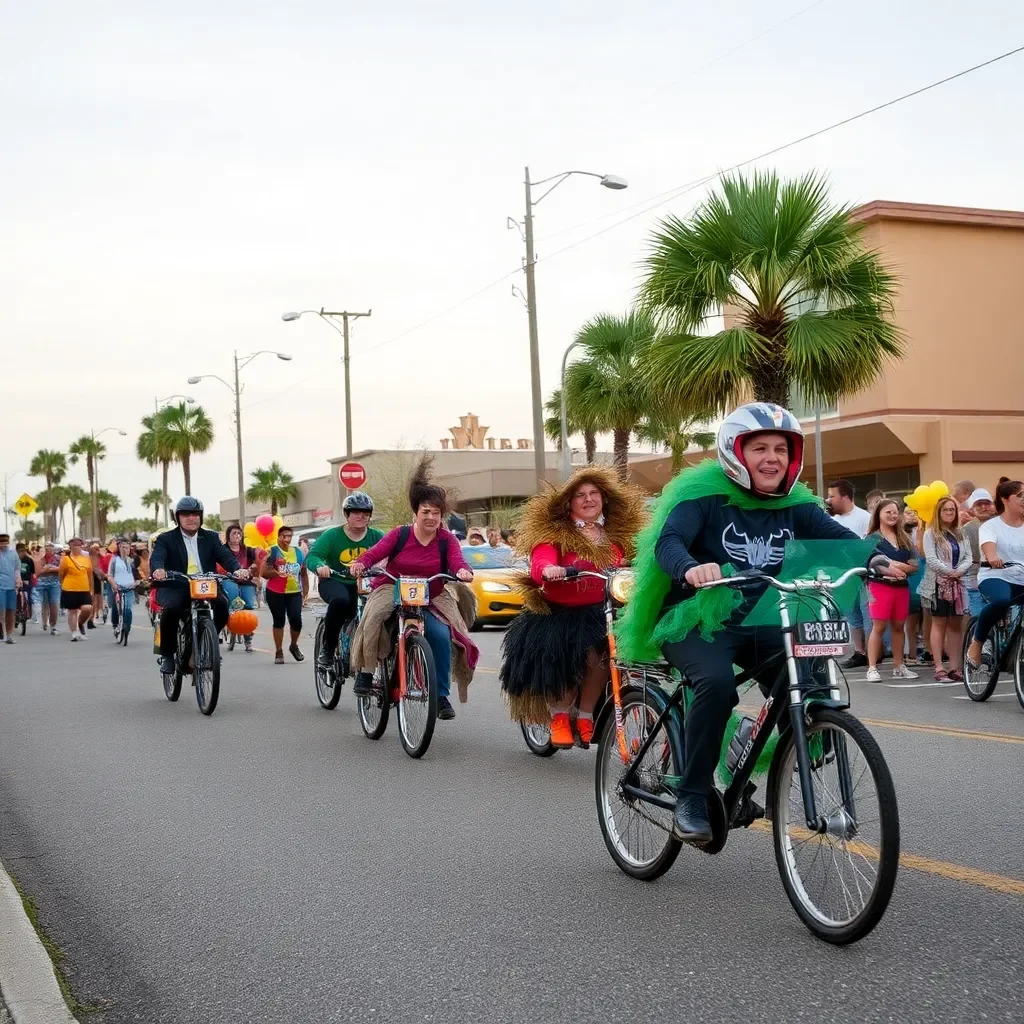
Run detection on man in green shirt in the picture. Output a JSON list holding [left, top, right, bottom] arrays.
[[307, 492, 384, 668]]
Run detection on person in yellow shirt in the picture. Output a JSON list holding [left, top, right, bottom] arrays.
[[261, 526, 309, 664], [59, 538, 95, 641]]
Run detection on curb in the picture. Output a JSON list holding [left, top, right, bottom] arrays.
[[0, 859, 79, 1024]]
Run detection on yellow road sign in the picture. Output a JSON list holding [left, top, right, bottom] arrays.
[[13, 493, 38, 517]]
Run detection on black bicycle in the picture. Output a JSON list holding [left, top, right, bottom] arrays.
[[594, 565, 900, 945], [111, 584, 138, 646], [153, 571, 236, 716], [312, 569, 371, 710], [962, 562, 1024, 709]]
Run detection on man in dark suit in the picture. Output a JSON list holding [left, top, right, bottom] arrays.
[[151, 496, 248, 674]]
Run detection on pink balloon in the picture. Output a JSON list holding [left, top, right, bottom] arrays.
[[255, 514, 275, 537]]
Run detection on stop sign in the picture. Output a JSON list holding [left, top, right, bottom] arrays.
[[339, 461, 367, 490]]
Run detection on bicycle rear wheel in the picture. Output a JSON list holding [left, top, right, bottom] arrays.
[[313, 619, 342, 710], [194, 616, 221, 716], [162, 627, 183, 702], [595, 689, 682, 881], [397, 632, 437, 758], [962, 618, 998, 701], [771, 707, 899, 945], [521, 722, 557, 757], [358, 652, 393, 740], [1012, 633, 1024, 711]]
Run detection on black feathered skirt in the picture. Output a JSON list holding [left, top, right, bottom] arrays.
[[500, 602, 607, 723]]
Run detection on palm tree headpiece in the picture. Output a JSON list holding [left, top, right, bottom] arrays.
[[717, 403, 805, 498]]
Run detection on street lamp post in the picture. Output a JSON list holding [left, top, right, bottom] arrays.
[[512, 168, 628, 492], [189, 351, 292, 524], [90, 427, 127, 539], [559, 339, 584, 481], [281, 308, 372, 458]]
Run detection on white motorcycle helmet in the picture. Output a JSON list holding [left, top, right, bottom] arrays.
[[717, 402, 805, 497]]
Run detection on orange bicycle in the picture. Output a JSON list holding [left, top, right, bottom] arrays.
[[356, 568, 459, 758]]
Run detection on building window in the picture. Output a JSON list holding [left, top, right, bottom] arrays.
[[790, 383, 838, 421]]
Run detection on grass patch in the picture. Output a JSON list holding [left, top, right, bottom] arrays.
[[8, 871, 103, 1016]]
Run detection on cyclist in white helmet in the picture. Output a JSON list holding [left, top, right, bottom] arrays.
[[616, 402, 902, 844]]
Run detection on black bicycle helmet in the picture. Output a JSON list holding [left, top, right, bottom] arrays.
[[173, 495, 205, 525], [342, 491, 374, 515]]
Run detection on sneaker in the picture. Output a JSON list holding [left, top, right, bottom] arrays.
[[289, 643, 304, 663], [892, 665, 919, 680], [576, 716, 594, 744], [352, 672, 374, 697], [4, 638, 15, 645], [275, 650, 285, 665], [841, 651, 868, 669], [70, 634, 79, 642], [78, 630, 88, 640], [549, 712, 574, 748], [244, 636, 253, 653], [86, 620, 96, 630], [51, 628, 59, 636], [865, 667, 881, 682], [438, 696, 456, 721]]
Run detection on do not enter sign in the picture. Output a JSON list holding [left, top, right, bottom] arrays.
[[339, 461, 367, 490]]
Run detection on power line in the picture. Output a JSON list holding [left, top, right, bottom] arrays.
[[536, 42, 1024, 266]]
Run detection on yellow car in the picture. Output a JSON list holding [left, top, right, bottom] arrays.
[[462, 545, 525, 629]]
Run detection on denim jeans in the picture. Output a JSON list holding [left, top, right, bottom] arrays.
[[974, 579, 1024, 643], [422, 610, 452, 700], [221, 580, 257, 611], [107, 586, 133, 631]]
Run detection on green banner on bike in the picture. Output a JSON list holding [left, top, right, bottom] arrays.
[[740, 539, 878, 627]]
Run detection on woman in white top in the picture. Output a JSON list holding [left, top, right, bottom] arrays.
[[106, 537, 139, 638], [967, 478, 1024, 668]]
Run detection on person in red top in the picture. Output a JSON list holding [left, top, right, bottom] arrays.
[[500, 467, 647, 747], [351, 459, 476, 720]]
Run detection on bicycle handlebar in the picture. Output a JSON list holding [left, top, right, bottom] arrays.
[[697, 564, 875, 594], [362, 568, 465, 584], [150, 570, 244, 585]]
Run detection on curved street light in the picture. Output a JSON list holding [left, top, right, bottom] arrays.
[[188, 351, 292, 523], [89, 427, 127, 538], [512, 167, 628, 490]]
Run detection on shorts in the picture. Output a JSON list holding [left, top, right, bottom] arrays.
[[920, 595, 959, 618], [35, 578, 60, 602], [60, 590, 93, 611], [867, 581, 910, 623], [0, 589, 16, 612], [266, 590, 302, 631], [967, 589, 985, 618]]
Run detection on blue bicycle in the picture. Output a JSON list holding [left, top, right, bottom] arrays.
[[313, 569, 370, 710]]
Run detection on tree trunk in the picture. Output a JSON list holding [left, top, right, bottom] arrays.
[[670, 438, 686, 475], [182, 453, 191, 496], [161, 462, 170, 525], [612, 427, 630, 482], [270, 498, 278, 515], [750, 333, 792, 407], [584, 430, 597, 465], [88, 459, 97, 540]]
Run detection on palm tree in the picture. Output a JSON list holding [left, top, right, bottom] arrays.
[[563, 309, 659, 480], [544, 389, 597, 465], [245, 462, 299, 515], [68, 435, 107, 538], [137, 413, 178, 525], [141, 487, 170, 523], [635, 415, 716, 475], [95, 490, 121, 539], [159, 402, 214, 496], [35, 487, 65, 542], [63, 485, 87, 539], [29, 449, 68, 538], [640, 169, 903, 412]]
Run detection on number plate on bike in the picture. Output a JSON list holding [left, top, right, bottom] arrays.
[[397, 577, 430, 606], [190, 578, 218, 599], [793, 619, 849, 657]]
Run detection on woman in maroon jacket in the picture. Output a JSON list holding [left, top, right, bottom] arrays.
[[351, 460, 475, 720], [500, 467, 646, 748]]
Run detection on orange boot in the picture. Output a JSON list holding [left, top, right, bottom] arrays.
[[549, 712, 575, 748]]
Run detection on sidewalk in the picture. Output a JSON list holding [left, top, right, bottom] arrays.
[[0, 859, 78, 1024]]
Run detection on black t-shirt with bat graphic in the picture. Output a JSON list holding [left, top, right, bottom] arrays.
[[655, 495, 860, 617]]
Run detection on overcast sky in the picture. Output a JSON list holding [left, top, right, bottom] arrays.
[[3, 0, 1023, 519]]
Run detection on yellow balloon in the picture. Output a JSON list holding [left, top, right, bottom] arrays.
[[266, 528, 279, 548], [905, 485, 930, 515], [272, 514, 284, 529], [928, 481, 949, 502]]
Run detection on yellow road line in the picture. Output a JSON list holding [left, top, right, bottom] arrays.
[[860, 717, 1024, 745], [750, 820, 1024, 897]]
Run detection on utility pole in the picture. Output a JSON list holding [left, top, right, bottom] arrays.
[[522, 167, 546, 492], [319, 309, 372, 457], [234, 352, 246, 523]]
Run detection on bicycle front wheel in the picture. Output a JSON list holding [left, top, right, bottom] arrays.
[[397, 632, 437, 758], [195, 617, 221, 716], [962, 618, 998, 701], [771, 707, 899, 945], [595, 689, 682, 881], [313, 619, 342, 710]]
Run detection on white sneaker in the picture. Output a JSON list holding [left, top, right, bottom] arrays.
[[51, 627, 59, 635], [892, 665, 919, 679], [70, 634, 79, 642], [865, 667, 881, 682]]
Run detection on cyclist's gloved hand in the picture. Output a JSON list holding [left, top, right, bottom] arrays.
[[684, 563, 723, 587]]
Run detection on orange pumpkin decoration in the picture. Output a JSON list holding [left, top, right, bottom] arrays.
[[228, 610, 259, 636]]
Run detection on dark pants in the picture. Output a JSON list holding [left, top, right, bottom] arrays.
[[318, 578, 357, 654], [974, 579, 1024, 643], [266, 590, 302, 631], [663, 626, 786, 799], [158, 586, 229, 657]]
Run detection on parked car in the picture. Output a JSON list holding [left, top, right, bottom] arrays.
[[460, 544, 524, 630]]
